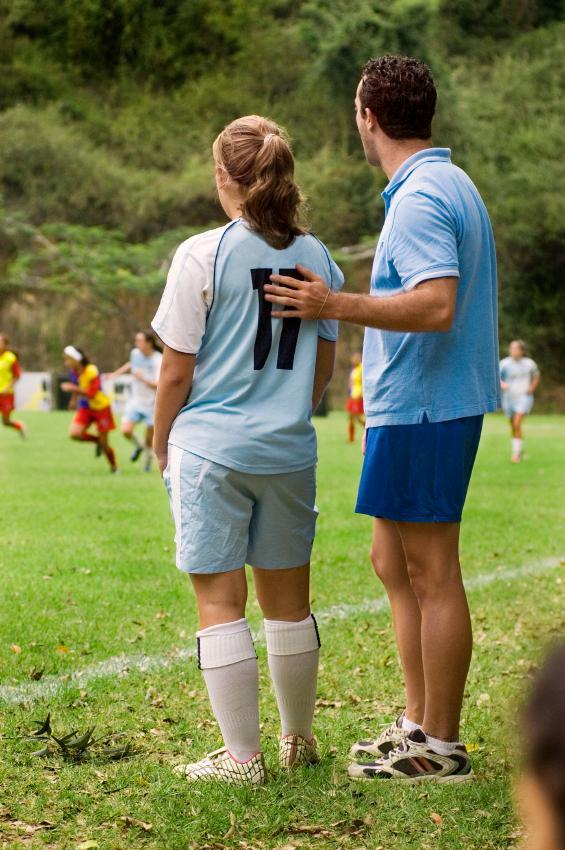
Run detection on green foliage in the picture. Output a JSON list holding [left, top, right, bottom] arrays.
[[0, 1, 563, 381]]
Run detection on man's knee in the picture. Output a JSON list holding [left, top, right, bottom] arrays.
[[406, 556, 462, 602], [370, 545, 406, 589]]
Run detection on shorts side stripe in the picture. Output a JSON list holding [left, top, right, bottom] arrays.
[[169, 445, 184, 569]]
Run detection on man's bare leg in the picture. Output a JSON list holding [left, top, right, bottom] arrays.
[[371, 518, 425, 724], [396, 520, 472, 742]]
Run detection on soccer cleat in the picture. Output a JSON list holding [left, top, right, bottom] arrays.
[[279, 734, 320, 768], [348, 728, 474, 783], [511, 454, 521, 463], [174, 747, 266, 786], [130, 446, 143, 463], [349, 713, 408, 761], [143, 453, 152, 472]]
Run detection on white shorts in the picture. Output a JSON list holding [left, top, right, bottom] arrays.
[[502, 394, 533, 418], [163, 446, 318, 574], [122, 401, 154, 427]]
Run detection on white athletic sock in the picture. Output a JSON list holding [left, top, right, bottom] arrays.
[[424, 732, 459, 756], [130, 432, 143, 449], [512, 437, 523, 456], [196, 618, 260, 762], [401, 714, 423, 733], [264, 614, 321, 740]]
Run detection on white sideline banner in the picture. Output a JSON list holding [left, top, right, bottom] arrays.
[[15, 372, 52, 411]]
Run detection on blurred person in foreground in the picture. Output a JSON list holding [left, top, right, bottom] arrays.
[[265, 55, 500, 782], [500, 340, 540, 463], [520, 642, 565, 850]]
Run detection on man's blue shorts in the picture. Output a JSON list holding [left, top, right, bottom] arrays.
[[355, 415, 483, 523]]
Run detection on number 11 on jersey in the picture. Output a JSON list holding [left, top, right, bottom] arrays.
[[251, 268, 303, 371]]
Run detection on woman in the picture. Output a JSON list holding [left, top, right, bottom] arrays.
[[520, 642, 565, 850], [107, 330, 162, 472], [500, 340, 540, 462], [61, 346, 118, 472], [0, 332, 26, 438], [152, 115, 344, 785]]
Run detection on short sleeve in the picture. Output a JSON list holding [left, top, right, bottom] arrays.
[[529, 359, 540, 378], [389, 192, 460, 291], [152, 244, 211, 354], [318, 252, 345, 343]]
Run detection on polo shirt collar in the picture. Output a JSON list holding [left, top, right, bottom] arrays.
[[382, 148, 451, 199]]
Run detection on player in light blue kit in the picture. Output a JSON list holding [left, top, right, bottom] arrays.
[[108, 331, 162, 471], [152, 115, 343, 786], [500, 339, 540, 462]]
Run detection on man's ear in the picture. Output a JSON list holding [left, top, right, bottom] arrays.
[[363, 106, 377, 131]]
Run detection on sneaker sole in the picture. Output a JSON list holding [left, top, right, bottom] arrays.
[[348, 769, 475, 784]]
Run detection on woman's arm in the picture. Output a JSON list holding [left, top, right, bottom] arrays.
[[153, 345, 196, 474], [528, 373, 541, 394], [312, 338, 336, 412], [107, 362, 131, 379]]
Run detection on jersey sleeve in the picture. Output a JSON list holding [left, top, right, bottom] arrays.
[[317, 249, 345, 343], [389, 192, 460, 291], [84, 364, 101, 397], [499, 359, 508, 381], [529, 359, 540, 378], [152, 242, 212, 354]]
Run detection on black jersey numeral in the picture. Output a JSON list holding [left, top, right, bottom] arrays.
[[251, 268, 304, 371]]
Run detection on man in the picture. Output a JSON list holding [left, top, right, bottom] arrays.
[[500, 339, 540, 463], [265, 55, 500, 782]]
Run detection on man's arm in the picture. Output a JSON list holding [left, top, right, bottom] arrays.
[[265, 265, 458, 333], [153, 345, 195, 474], [312, 339, 336, 411]]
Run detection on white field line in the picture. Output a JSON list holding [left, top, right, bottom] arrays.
[[0, 556, 561, 706]]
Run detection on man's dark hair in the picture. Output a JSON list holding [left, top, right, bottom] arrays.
[[360, 55, 437, 140]]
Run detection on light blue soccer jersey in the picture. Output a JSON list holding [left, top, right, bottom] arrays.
[[363, 148, 500, 426], [152, 219, 344, 474]]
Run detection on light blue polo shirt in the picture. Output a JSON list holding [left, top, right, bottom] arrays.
[[363, 148, 500, 426]]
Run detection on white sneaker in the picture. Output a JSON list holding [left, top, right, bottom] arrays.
[[348, 713, 408, 761], [279, 734, 320, 768], [348, 728, 474, 783], [174, 746, 266, 785]]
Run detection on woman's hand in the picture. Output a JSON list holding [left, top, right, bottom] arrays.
[[155, 448, 168, 477], [60, 382, 77, 393]]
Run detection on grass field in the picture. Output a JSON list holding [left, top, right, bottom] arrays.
[[1, 411, 564, 850]]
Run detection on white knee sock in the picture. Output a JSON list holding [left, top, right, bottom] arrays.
[[196, 618, 260, 762], [264, 614, 321, 740], [512, 437, 523, 456]]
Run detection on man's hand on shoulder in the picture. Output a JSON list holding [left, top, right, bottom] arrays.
[[264, 264, 336, 320]]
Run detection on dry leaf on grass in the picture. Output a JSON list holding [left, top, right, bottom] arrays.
[[430, 812, 443, 825], [10, 644, 22, 654], [223, 811, 237, 839], [118, 816, 152, 832], [76, 841, 99, 849]]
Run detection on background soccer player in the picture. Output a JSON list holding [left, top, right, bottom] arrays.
[[107, 330, 162, 471], [500, 339, 540, 463], [266, 56, 500, 783], [61, 345, 118, 473], [0, 333, 26, 438], [346, 352, 365, 442], [152, 115, 343, 786]]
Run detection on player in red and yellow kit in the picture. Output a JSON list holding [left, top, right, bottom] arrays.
[[61, 345, 118, 472], [345, 352, 365, 442], [0, 333, 26, 438]]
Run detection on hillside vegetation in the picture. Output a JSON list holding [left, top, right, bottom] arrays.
[[0, 0, 563, 386]]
